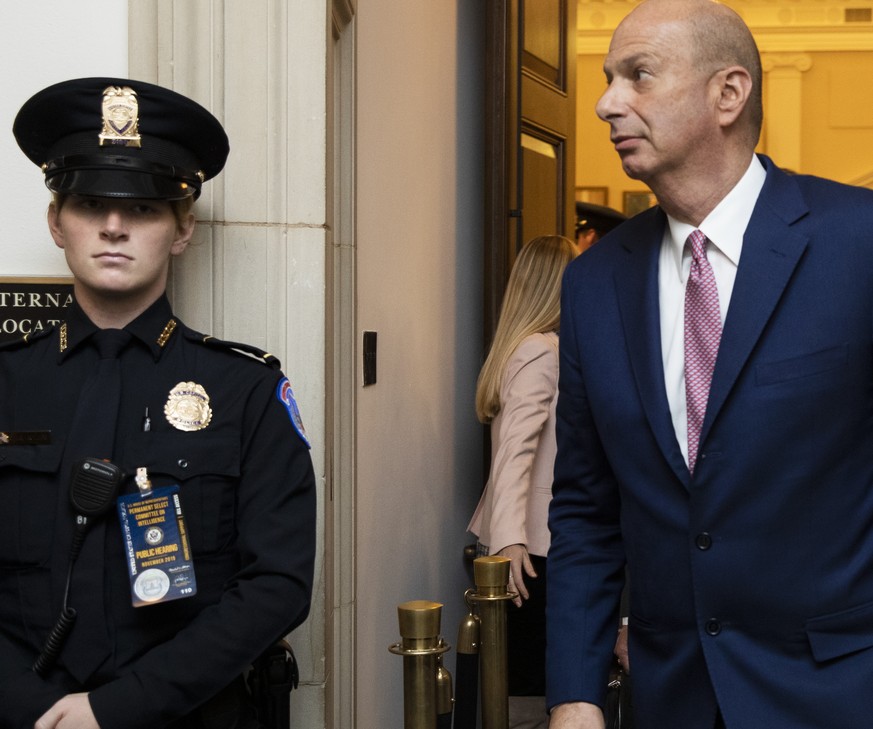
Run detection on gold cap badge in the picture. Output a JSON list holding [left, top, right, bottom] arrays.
[[164, 382, 212, 432], [99, 85, 142, 148]]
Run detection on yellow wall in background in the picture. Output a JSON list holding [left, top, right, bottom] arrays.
[[576, 47, 873, 216], [801, 51, 873, 183]]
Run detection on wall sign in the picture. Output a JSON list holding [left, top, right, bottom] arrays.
[[0, 277, 74, 344]]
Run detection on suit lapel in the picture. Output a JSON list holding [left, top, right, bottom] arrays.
[[700, 161, 810, 447], [614, 209, 690, 483], [613, 161, 810, 482]]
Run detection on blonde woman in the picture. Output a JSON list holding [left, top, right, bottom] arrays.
[[468, 234, 578, 728]]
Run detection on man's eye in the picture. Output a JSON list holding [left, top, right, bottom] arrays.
[[634, 68, 652, 81]]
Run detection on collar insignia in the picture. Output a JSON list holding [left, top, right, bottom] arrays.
[[157, 319, 178, 348]]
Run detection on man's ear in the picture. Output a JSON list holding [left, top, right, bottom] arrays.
[[47, 202, 65, 250], [713, 65, 753, 129], [170, 211, 196, 256]]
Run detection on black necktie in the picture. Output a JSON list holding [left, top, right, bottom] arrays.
[[60, 328, 132, 682]]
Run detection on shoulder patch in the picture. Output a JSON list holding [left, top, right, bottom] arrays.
[[277, 377, 310, 448], [193, 333, 282, 369]]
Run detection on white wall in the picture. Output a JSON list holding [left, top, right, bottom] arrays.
[[0, 2, 127, 275], [124, 4, 329, 725], [356, 0, 485, 725]]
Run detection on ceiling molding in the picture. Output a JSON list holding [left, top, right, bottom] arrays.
[[578, 28, 873, 54], [577, 0, 873, 53]]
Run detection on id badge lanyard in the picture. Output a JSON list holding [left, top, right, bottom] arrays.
[[117, 467, 197, 607]]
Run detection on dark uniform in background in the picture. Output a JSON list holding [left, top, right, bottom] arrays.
[[574, 201, 627, 252], [0, 78, 316, 729]]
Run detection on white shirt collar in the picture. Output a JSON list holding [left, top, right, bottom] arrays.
[[663, 155, 767, 278]]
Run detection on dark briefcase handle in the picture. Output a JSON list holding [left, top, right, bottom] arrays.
[[604, 662, 634, 729]]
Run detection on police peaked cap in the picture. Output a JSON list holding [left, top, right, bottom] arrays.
[[575, 201, 627, 236], [13, 77, 229, 200]]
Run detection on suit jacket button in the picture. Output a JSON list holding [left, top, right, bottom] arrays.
[[695, 533, 712, 550], [705, 619, 721, 636]]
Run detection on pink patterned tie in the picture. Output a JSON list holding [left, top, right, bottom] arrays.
[[684, 230, 722, 474]]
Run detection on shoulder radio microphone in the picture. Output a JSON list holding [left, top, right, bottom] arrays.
[[69, 458, 124, 553], [33, 458, 123, 677]]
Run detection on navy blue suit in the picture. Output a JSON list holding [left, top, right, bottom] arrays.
[[547, 156, 873, 728]]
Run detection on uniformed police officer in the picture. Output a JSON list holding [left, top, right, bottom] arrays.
[[0, 78, 316, 729], [574, 201, 627, 252]]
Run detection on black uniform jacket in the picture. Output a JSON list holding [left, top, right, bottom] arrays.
[[0, 295, 316, 729]]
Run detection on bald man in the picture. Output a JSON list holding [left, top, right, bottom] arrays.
[[546, 1, 873, 727]]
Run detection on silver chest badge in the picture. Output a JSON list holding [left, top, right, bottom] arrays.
[[164, 382, 213, 432]]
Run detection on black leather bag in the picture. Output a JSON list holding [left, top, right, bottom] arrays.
[[603, 664, 634, 729]]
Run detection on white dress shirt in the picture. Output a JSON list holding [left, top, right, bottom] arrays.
[[659, 155, 767, 466]]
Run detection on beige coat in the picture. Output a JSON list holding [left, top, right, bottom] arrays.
[[468, 331, 558, 558]]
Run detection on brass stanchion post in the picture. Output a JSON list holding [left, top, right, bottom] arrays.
[[436, 649, 453, 729], [389, 600, 451, 729], [469, 556, 514, 729], [452, 593, 481, 729]]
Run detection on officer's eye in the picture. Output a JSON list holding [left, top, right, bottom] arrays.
[[73, 197, 103, 212], [128, 200, 172, 217]]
